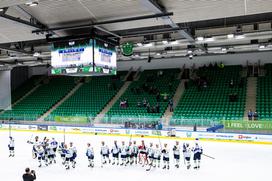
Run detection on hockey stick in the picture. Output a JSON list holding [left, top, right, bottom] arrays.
[[63, 128, 66, 144], [203, 153, 215, 159]]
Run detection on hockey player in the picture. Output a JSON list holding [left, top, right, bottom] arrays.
[[111, 140, 120, 165], [58, 142, 66, 165], [48, 142, 56, 164], [86, 143, 94, 168], [27, 136, 40, 159], [153, 144, 161, 168], [100, 141, 111, 166], [147, 142, 154, 166], [127, 141, 133, 165], [183, 143, 191, 169], [69, 142, 77, 168], [120, 141, 128, 166], [36, 145, 47, 167], [132, 141, 139, 164], [173, 141, 181, 168], [50, 138, 58, 153], [138, 140, 147, 166], [192, 141, 203, 169], [8, 136, 15, 157], [64, 144, 72, 170], [162, 143, 170, 170]]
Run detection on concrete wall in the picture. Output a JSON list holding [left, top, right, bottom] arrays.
[[11, 66, 29, 91]]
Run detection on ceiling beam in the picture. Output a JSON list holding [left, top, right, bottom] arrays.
[[140, 0, 195, 42], [32, 12, 173, 33], [0, 11, 43, 29], [0, 45, 33, 55]]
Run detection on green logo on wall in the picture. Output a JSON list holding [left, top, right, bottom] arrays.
[[121, 42, 134, 56]]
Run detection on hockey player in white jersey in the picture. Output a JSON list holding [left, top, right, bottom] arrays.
[[183, 143, 192, 169], [132, 141, 139, 165], [153, 144, 161, 168], [147, 142, 154, 166], [192, 140, 203, 169], [58, 142, 66, 165], [36, 145, 47, 167], [120, 141, 128, 166], [100, 141, 111, 166], [86, 143, 94, 168], [27, 136, 40, 159], [162, 143, 170, 170], [69, 142, 77, 168], [111, 140, 120, 165], [173, 141, 181, 168], [50, 138, 58, 153], [8, 136, 15, 157], [127, 141, 133, 165], [48, 142, 56, 164], [64, 144, 72, 170]]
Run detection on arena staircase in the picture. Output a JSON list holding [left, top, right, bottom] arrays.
[[37, 81, 84, 121], [162, 79, 186, 126], [123, 68, 133, 81], [243, 77, 257, 119], [94, 81, 132, 123]]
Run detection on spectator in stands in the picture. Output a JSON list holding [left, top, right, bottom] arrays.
[[137, 101, 142, 107], [157, 70, 163, 77], [163, 93, 168, 102], [248, 109, 253, 120], [229, 79, 234, 88], [253, 111, 258, 120], [151, 106, 156, 113], [156, 92, 161, 102], [146, 103, 151, 113], [124, 98, 128, 108], [156, 103, 160, 113], [143, 98, 147, 107], [169, 98, 174, 112]]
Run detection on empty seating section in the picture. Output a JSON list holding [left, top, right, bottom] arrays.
[[105, 69, 180, 124], [171, 66, 247, 126], [0, 76, 76, 121], [256, 64, 272, 120], [46, 76, 124, 121], [11, 75, 43, 103]]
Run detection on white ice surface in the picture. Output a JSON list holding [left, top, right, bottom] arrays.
[[0, 131, 271, 181]]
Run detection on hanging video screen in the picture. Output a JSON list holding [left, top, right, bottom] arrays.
[[94, 39, 117, 75], [51, 39, 93, 75]]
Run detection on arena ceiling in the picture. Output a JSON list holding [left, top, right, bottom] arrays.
[[0, 0, 272, 66]]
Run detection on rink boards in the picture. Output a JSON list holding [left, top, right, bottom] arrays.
[[0, 123, 272, 145]]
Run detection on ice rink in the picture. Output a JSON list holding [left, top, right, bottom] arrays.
[[0, 130, 271, 181]]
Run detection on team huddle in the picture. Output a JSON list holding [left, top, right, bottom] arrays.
[[10, 135, 203, 171]]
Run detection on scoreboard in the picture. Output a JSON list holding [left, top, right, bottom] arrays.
[[50, 38, 117, 76]]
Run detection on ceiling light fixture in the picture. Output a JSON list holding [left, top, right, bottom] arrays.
[[187, 50, 192, 54], [170, 40, 178, 45], [26, 1, 39, 7], [137, 43, 143, 47], [235, 34, 245, 39], [205, 37, 214, 42], [227, 34, 234, 39], [162, 40, 168, 45], [144, 42, 153, 47], [196, 37, 204, 41], [259, 45, 265, 49]]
